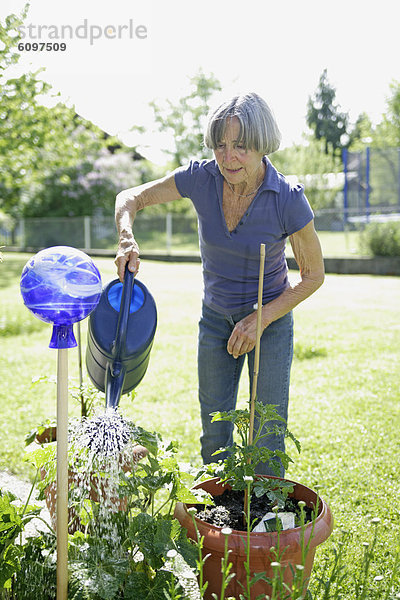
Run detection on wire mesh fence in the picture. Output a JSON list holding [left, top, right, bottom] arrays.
[[2, 146, 400, 259], [1, 206, 399, 259], [344, 147, 400, 210]]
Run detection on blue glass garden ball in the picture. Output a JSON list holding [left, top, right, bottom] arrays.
[[20, 246, 102, 326]]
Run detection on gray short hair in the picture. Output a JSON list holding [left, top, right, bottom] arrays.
[[204, 92, 281, 155]]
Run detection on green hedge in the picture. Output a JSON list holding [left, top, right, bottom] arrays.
[[362, 221, 400, 256]]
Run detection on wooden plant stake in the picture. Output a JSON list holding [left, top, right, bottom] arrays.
[[244, 243, 266, 520], [57, 348, 69, 600]]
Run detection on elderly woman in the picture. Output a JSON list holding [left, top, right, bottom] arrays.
[[115, 92, 324, 476]]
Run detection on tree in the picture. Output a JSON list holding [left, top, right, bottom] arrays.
[[24, 151, 158, 218], [347, 112, 374, 151], [307, 69, 349, 156], [150, 70, 222, 167], [271, 136, 342, 210], [0, 9, 115, 218], [373, 79, 400, 148]]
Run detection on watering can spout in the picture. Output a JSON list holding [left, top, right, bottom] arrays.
[[103, 267, 133, 411], [105, 362, 126, 411]]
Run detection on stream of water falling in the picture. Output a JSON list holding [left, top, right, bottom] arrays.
[[72, 408, 134, 456], [66, 409, 141, 550]]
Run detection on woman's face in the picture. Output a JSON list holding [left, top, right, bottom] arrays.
[[213, 116, 264, 186]]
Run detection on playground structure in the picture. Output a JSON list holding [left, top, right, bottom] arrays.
[[343, 147, 400, 224]]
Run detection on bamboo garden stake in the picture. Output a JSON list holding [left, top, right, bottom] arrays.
[[244, 243, 266, 515]]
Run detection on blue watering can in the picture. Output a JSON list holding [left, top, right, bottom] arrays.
[[86, 267, 157, 410]]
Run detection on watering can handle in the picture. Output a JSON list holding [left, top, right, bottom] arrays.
[[113, 265, 134, 361]]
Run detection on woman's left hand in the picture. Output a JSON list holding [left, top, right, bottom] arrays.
[[227, 312, 261, 359]]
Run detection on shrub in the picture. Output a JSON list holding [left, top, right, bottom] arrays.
[[361, 221, 400, 257]]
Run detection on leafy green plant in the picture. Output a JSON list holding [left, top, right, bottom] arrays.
[[70, 383, 105, 419], [215, 527, 235, 600], [9, 533, 57, 600], [24, 377, 105, 431], [361, 221, 400, 257], [24, 417, 57, 447], [10, 419, 207, 599], [187, 403, 309, 599], [0, 484, 48, 593], [64, 425, 204, 599], [209, 401, 301, 509]]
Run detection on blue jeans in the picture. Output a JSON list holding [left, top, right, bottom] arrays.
[[198, 303, 294, 477]]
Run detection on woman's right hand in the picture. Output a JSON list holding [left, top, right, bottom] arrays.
[[115, 239, 140, 282]]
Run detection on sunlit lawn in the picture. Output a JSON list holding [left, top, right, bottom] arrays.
[[0, 252, 399, 595], [123, 229, 365, 258]]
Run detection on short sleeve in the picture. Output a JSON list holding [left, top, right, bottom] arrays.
[[174, 160, 205, 199], [280, 183, 314, 236]]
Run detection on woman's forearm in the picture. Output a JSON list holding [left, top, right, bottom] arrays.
[[261, 271, 324, 329], [115, 191, 141, 260], [115, 174, 182, 240], [226, 271, 324, 359], [114, 174, 182, 280], [262, 220, 325, 328]]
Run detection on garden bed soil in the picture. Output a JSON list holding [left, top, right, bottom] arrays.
[[196, 488, 313, 531]]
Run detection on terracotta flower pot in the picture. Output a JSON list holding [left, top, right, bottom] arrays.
[[36, 426, 148, 533], [174, 476, 333, 600]]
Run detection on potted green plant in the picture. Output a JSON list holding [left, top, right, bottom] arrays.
[[174, 401, 334, 600]]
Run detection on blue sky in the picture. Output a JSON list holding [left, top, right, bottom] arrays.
[[1, 0, 399, 164]]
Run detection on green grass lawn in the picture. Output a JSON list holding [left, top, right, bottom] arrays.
[[1, 252, 399, 596], [124, 228, 366, 258], [286, 229, 364, 257]]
